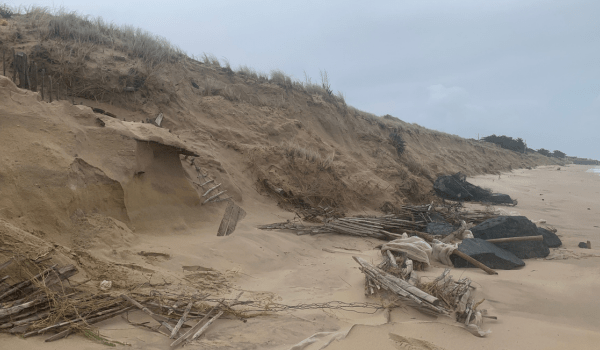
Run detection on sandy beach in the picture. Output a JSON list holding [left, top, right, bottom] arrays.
[[2, 165, 599, 350]]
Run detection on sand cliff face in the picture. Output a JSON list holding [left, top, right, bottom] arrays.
[[0, 72, 555, 242], [0, 12, 559, 235]]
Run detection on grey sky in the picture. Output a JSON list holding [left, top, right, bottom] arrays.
[[7, 0, 600, 160]]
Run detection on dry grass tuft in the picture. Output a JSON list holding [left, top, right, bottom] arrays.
[[282, 141, 334, 170]]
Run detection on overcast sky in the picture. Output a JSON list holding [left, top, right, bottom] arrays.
[[7, 0, 600, 160]]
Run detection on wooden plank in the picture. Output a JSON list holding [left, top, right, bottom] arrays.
[[170, 305, 217, 348], [202, 183, 221, 197], [486, 235, 543, 243], [189, 292, 243, 343], [170, 301, 193, 338], [202, 190, 227, 204], [217, 202, 246, 236], [155, 113, 164, 126]]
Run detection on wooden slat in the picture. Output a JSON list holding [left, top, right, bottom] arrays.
[[217, 202, 246, 236]]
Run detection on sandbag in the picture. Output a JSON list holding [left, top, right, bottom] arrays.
[[381, 236, 432, 266], [431, 239, 457, 266]]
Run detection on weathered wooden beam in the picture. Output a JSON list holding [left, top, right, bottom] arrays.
[[486, 235, 543, 243], [202, 190, 227, 204], [451, 250, 498, 275], [217, 202, 246, 237], [202, 183, 221, 197]]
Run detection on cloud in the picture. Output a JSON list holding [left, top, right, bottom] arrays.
[[426, 84, 482, 126], [428, 84, 469, 107]]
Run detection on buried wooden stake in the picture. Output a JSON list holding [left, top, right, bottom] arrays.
[[41, 69, 45, 101], [34, 62, 38, 92], [49, 76, 53, 103], [12, 49, 15, 82]]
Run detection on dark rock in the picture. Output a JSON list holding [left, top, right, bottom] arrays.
[[451, 238, 525, 270], [471, 216, 550, 259], [579, 242, 589, 249], [433, 173, 516, 204], [425, 222, 455, 236], [538, 227, 562, 248]]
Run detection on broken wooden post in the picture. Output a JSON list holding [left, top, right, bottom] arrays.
[[41, 69, 45, 101], [49, 75, 53, 103], [24, 54, 30, 89], [155, 113, 164, 126], [12, 52, 30, 89], [12, 49, 15, 82], [31, 62, 38, 92], [2, 49, 5, 76]]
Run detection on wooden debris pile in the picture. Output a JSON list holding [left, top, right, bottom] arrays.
[[353, 256, 449, 316], [259, 179, 345, 222], [258, 204, 446, 242], [419, 269, 495, 335], [190, 159, 231, 204], [354, 255, 493, 336], [0, 258, 130, 342], [0, 256, 248, 346]]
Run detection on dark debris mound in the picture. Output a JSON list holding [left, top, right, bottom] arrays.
[[451, 238, 525, 270], [471, 216, 550, 259], [433, 173, 516, 205]]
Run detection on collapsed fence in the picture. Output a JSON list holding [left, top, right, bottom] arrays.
[[2, 47, 75, 103]]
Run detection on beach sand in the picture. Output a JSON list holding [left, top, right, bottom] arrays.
[[2, 164, 599, 350]]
